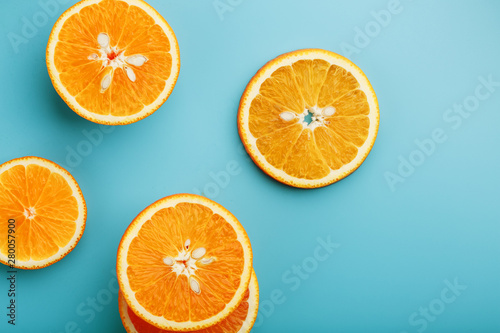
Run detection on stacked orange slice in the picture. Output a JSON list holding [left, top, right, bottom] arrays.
[[117, 194, 259, 332]]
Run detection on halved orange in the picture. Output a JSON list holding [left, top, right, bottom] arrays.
[[119, 270, 259, 333], [0, 157, 86, 269], [238, 49, 379, 188], [117, 194, 253, 331], [46, 0, 180, 125]]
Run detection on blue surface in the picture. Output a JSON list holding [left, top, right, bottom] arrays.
[[1, 0, 500, 332]]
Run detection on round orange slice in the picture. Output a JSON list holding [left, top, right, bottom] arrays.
[[238, 49, 379, 188], [46, 0, 180, 125], [117, 194, 253, 331], [119, 270, 259, 333], [0, 157, 86, 269]]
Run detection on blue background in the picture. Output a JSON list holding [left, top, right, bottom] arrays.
[[1, 0, 500, 332]]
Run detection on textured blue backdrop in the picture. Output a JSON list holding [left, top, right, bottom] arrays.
[[1, 0, 500, 332]]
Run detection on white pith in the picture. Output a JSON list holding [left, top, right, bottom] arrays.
[[46, 0, 180, 124], [0, 157, 86, 268], [23, 207, 36, 219], [90, 32, 149, 92], [236, 271, 259, 333], [119, 271, 259, 333], [281, 105, 338, 130], [239, 49, 379, 187], [117, 194, 253, 331], [163, 241, 215, 294]]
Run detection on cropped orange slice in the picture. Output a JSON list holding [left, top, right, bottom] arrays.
[[0, 157, 86, 269], [117, 194, 253, 331], [238, 49, 379, 188], [119, 270, 259, 333], [46, 0, 180, 125]]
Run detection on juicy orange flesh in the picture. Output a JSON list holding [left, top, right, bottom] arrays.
[[249, 59, 370, 179], [121, 288, 249, 333], [0, 164, 78, 261], [54, 0, 172, 116], [126, 203, 244, 322]]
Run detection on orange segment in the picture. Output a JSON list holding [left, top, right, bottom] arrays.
[[292, 59, 330, 107], [110, 68, 144, 116], [47, 0, 180, 125], [327, 89, 371, 117], [282, 129, 330, 180], [325, 115, 370, 147], [0, 187, 25, 259], [56, 12, 97, 49], [101, 0, 130, 44], [76, 68, 112, 115], [314, 126, 357, 170], [317, 64, 360, 107], [35, 174, 80, 221], [125, 25, 172, 55], [135, 272, 185, 319], [117, 194, 253, 331], [255, 123, 303, 169], [0, 157, 86, 269], [118, 270, 259, 333], [116, 4, 156, 50], [126, 69, 167, 106], [78, 2, 110, 43], [0, 165, 29, 207], [54, 43, 97, 74], [238, 49, 380, 188], [192, 267, 243, 313], [12, 219, 31, 262], [25, 164, 52, 204], [29, 218, 60, 261], [33, 216, 77, 248], [248, 95, 299, 138], [259, 66, 305, 113], [59, 62, 103, 96], [134, 52, 172, 80]]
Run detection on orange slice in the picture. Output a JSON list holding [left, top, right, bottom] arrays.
[[119, 270, 259, 333], [46, 0, 180, 125], [0, 157, 86, 269], [238, 49, 379, 188], [117, 194, 253, 331]]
